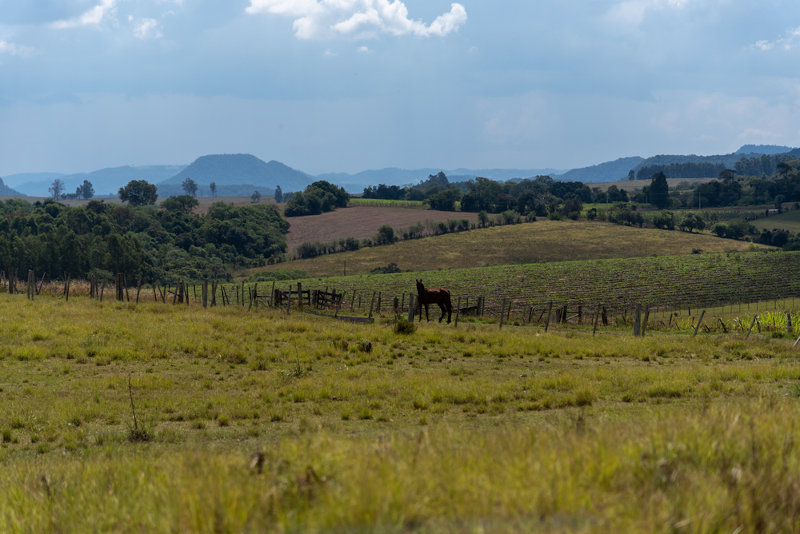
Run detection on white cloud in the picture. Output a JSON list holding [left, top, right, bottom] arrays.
[[604, 0, 692, 31], [246, 0, 467, 40], [0, 40, 32, 57], [753, 26, 800, 52], [133, 18, 163, 40], [51, 0, 117, 30]]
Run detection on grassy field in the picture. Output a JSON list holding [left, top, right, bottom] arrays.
[[255, 219, 765, 278], [751, 209, 800, 233], [260, 250, 799, 318], [3, 294, 800, 531]]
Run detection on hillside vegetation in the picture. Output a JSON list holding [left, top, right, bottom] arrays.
[[260, 219, 764, 278]]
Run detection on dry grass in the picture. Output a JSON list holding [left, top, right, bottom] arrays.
[[256, 219, 765, 278]]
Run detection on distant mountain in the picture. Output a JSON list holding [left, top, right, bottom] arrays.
[[6, 166, 185, 196], [554, 157, 645, 183], [735, 144, 794, 156], [162, 154, 314, 193], [0, 178, 22, 196]]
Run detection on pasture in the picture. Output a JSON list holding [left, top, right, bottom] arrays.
[[751, 209, 800, 234], [259, 219, 765, 278], [3, 286, 800, 531]]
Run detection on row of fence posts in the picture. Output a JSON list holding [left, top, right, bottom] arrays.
[[7, 271, 800, 343]]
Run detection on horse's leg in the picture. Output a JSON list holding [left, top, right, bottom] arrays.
[[446, 299, 452, 324], [438, 302, 446, 322], [425, 303, 430, 322]]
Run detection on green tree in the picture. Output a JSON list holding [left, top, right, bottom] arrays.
[[119, 180, 158, 206], [648, 172, 670, 209], [251, 190, 262, 204], [274, 185, 283, 203], [161, 195, 198, 215], [182, 177, 198, 198], [209, 182, 217, 198], [427, 188, 461, 211], [76, 180, 94, 200], [49, 179, 65, 201]]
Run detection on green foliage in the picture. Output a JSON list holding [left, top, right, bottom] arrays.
[[119, 180, 158, 206], [393, 317, 416, 334], [646, 171, 670, 209], [181, 177, 198, 198], [161, 195, 198, 215], [0, 198, 288, 280], [284, 181, 349, 217], [370, 262, 401, 274], [652, 211, 676, 230], [679, 213, 706, 233]]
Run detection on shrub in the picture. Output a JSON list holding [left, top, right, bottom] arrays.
[[394, 318, 416, 335]]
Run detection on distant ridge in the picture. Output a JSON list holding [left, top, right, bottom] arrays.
[[161, 154, 314, 193], [6, 166, 184, 196], [735, 144, 794, 155], [0, 178, 22, 196], [555, 157, 645, 183]]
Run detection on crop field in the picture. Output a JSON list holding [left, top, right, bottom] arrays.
[[261, 219, 764, 278], [4, 293, 800, 532], [284, 205, 480, 254], [267, 250, 799, 319]]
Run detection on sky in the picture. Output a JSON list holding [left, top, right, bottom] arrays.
[[1, 0, 799, 176]]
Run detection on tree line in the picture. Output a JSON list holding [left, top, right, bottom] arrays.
[[0, 195, 289, 285]]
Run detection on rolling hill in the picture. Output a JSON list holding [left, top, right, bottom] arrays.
[[253, 219, 766, 278]]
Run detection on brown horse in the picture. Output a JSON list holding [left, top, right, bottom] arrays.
[[416, 279, 452, 323]]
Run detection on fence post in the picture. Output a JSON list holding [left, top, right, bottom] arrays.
[[499, 299, 506, 329], [27, 270, 34, 300], [407, 294, 416, 323], [746, 314, 758, 339], [633, 304, 641, 337], [693, 310, 706, 336], [455, 296, 461, 328], [544, 302, 553, 332], [368, 292, 376, 320], [297, 282, 302, 312], [593, 305, 601, 336], [642, 306, 649, 336]]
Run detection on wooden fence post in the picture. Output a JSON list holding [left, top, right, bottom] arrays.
[[746, 314, 758, 339], [368, 292, 376, 320], [544, 302, 553, 332], [455, 296, 461, 328], [593, 305, 601, 336], [407, 294, 416, 323], [633, 304, 641, 337], [27, 270, 34, 300], [202, 280, 208, 308], [64, 273, 71, 302], [693, 310, 706, 336]]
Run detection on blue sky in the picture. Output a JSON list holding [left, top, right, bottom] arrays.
[[0, 0, 799, 176]]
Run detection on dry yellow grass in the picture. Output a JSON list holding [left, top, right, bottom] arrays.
[[254, 219, 764, 278]]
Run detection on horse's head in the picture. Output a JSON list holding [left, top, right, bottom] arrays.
[[416, 279, 424, 293]]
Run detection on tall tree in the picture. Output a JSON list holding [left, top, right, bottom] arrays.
[[182, 177, 198, 198], [119, 180, 158, 206], [209, 181, 217, 198], [76, 180, 94, 200], [274, 185, 282, 203], [648, 171, 670, 209], [49, 179, 65, 201]]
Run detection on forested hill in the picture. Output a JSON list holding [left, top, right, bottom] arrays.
[[0, 178, 21, 196]]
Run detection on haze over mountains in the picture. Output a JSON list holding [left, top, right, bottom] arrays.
[[1, 145, 796, 198]]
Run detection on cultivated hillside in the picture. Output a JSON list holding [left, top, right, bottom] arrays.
[[256, 219, 765, 277]]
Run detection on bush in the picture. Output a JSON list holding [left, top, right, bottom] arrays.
[[394, 318, 416, 335]]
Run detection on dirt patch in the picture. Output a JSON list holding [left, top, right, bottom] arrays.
[[285, 206, 479, 253]]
